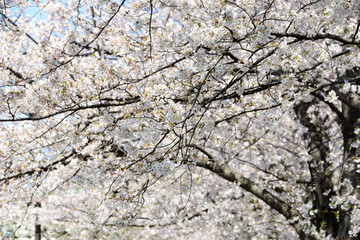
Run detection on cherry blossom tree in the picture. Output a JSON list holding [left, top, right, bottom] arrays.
[[0, 0, 359, 239]]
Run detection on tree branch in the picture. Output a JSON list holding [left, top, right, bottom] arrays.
[[272, 32, 360, 46], [0, 149, 76, 183], [0, 96, 140, 122], [187, 144, 313, 239]]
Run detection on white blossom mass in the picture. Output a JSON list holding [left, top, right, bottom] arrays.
[[0, 0, 360, 239]]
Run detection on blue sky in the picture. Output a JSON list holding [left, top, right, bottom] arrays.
[[24, 2, 49, 22]]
